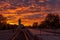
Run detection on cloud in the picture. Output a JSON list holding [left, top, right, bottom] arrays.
[[0, 1, 11, 10], [0, 0, 60, 26]]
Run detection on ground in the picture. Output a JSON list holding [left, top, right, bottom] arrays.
[[0, 28, 60, 40]]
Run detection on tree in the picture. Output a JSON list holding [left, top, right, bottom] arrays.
[[0, 15, 7, 24], [33, 22, 38, 28], [0, 14, 7, 29], [39, 14, 60, 29]]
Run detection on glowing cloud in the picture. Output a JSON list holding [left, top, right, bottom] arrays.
[[0, 0, 59, 26]]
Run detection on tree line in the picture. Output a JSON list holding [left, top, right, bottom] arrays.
[[38, 14, 60, 29], [0, 14, 60, 30]]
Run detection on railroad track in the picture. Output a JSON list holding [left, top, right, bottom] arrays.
[[11, 29, 35, 40]]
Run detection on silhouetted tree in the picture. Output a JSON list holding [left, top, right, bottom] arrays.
[[33, 22, 38, 28], [38, 21, 47, 29], [39, 14, 60, 29], [0, 14, 7, 29], [58, 17, 60, 28], [53, 15, 60, 28]]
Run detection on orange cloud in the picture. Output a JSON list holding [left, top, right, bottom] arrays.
[[39, 0, 45, 2], [0, 0, 59, 26], [0, 1, 11, 9], [0, 5, 48, 26]]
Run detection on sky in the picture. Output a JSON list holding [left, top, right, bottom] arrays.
[[0, 0, 60, 26]]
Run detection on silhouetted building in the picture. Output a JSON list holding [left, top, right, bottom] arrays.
[[17, 19, 24, 29]]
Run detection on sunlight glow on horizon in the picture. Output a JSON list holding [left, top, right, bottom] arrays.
[[0, 0, 60, 26]]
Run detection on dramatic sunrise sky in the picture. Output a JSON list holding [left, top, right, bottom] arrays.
[[0, 0, 60, 26]]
